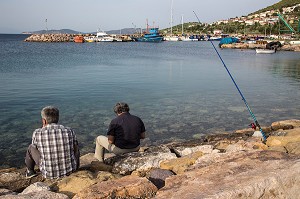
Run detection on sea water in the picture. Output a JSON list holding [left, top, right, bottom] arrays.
[[0, 34, 300, 168]]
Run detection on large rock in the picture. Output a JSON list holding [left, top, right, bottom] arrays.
[[0, 189, 16, 196], [0, 169, 44, 192], [147, 169, 175, 189], [112, 146, 177, 175], [54, 170, 102, 198], [266, 135, 300, 147], [73, 175, 158, 199], [225, 138, 268, 152], [47, 170, 119, 198], [172, 145, 216, 156], [154, 150, 300, 199], [160, 151, 204, 174], [271, 119, 300, 131], [285, 142, 300, 155], [20, 182, 50, 195], [0, 190, 69, 199]]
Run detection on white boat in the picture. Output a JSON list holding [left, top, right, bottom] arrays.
[[181, 36, 198, 41], [209, 36, 222, 41], [111, 34, 122, 42], [290, 40, 300, 45], [164, 36, 180, 41], [180, 15, 198, 42], [96, 31, 114, 42], [164, 0, 180, 42], [255, 49, 276, 54]]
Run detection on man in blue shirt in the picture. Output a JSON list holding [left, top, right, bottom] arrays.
[[95, 102, 145, 162]]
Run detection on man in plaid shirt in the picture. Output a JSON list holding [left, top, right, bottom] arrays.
[[25, 106, 80, 179]]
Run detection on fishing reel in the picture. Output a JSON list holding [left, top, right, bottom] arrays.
[[249, 123, 257, 130]]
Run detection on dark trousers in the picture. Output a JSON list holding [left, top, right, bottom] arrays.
[[25, 144, 41, 171], [25, 144, 80, 171]]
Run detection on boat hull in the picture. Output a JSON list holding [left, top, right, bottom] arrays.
[[136, 37, 163, 42], [256, 49, 276, 54], [164, 36, 179, 41], [135, 27, 163, 42], [74, 36, 84, 43]]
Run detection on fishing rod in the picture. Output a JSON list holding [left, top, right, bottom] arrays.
[[193, 11, 267, 141]]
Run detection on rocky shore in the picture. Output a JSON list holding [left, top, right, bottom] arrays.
[[1, 119, 300, 198], [221, 42, 300, 52]]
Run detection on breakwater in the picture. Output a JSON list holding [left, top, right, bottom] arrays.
[[24, 34, 73, 42]]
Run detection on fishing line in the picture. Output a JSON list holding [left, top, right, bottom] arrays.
[[193, 11, 267, 141]]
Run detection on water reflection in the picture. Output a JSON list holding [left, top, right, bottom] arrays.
[[271, 58, 300, 81]]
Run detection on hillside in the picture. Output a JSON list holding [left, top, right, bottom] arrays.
[[23, 29, 81, 34], [253, 0, 300, 14]]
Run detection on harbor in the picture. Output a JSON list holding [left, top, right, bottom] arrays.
[[1, 33, 300, 168], [23, 32, 300, 52]]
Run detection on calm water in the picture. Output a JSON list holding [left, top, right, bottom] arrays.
[[1, 34, 300, 168]]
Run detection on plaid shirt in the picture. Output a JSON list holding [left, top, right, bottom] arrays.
[[32, 123, 78, 179]]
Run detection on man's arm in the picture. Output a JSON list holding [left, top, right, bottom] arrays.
[[108, 135, 115, 144], [140, 132, 146, 139]]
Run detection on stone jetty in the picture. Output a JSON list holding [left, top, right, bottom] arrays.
[[24, 34, 73, 42], [1, 119, 300, 198]]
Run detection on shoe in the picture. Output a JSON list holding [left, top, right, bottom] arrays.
[[25, 169, 37, 179]]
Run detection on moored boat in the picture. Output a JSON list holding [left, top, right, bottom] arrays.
[[255, 49, 276, 54], [96, 31, 114, 42], [164, 35, 180, 41], [84, 36, 96, 42], [181, 35, 198, 41], [74, 35, 84, 43], [135, 28, 163, 42], [290, 40, 300, 45]]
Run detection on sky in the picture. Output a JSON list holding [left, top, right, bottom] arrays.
[[1, 0, 280, 34]]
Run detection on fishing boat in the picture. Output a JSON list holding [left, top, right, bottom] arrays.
[[74, 35, 84, 43], [255, 49, 276, 54], [135, 28, 163, 42]]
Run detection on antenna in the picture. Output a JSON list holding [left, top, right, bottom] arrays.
[[45, 19, 48, 33]]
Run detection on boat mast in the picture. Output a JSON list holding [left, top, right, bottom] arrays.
[[181, 14, 184, 36], [146, 19, 149, 33], [45, 19, 48, 33], [170, 0, 173, 36]]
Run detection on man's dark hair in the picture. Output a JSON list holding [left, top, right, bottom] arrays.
[[41, 106, 59, 124], [113, 102, 130, 114]]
